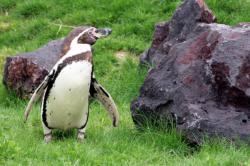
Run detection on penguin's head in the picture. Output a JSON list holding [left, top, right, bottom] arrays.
[[77, 27, 112, 45], [61, 26, 112, 56]]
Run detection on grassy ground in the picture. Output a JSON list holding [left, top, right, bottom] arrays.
[[1, 0, 250, 165]]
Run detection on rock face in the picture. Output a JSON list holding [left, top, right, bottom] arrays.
[[140, 0, 215, 65], [3, 39, 64, 98], [132, 0, 250, 144]]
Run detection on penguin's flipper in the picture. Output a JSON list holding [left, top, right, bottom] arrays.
[[90, 78, 119, 127], [24, 70, 55, 122]]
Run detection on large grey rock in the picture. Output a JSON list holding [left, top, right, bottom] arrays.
[[3, 39, 64, 98], [132, 0, 250, 144], [140, 0, 215, 65]]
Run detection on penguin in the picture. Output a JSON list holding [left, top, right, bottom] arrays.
[[24, 26, 119, 143]]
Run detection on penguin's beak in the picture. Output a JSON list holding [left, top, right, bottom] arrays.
[[94, 28, 112, 38]]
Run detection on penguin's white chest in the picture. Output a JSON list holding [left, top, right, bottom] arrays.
[[45, 61, 92, 130]]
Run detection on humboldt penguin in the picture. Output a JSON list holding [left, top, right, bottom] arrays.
[[24, 26, 119, 143]]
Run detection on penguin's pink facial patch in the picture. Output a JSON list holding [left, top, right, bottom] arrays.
[[77, 28, 97, 45], [77, 27, 112, 45]]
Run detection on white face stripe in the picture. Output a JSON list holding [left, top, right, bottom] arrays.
[[64, 44, 91, 57], [70, 27, 94, 48], [48, 28, 93, 76]]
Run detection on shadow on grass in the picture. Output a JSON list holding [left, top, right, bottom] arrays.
[[52, 129, 77, 141]]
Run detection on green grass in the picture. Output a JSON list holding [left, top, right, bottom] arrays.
[[1, 0, 250, 165]]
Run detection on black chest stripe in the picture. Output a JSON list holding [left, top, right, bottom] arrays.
[[42, 54, 92, 129]]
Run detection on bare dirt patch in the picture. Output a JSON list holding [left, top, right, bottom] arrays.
[[115, 51, 128, 60]]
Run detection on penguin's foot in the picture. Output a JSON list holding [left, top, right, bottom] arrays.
[[77, 131, 85, 142], [44, 133, 52, 143]]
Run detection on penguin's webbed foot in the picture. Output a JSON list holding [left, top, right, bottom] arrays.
[[77, 131, 85, 142], [44, 133, 52, 143]]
